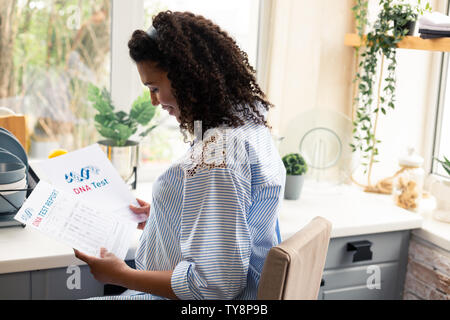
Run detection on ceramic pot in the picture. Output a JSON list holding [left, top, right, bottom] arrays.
[[98, 140, 139, 185], [284, 174, 305, 200], [405, 20, 416, 36], [394, 19, 416, 36]]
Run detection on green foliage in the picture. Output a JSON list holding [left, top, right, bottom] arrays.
[[415, 0, 432, 16], [282, 153, 308, 176], [435, 156, 450, 176], [351, 0, 432, 173], [352, 0, 369, 38], [8, 0, 111, 150], [392, 2, 418, 27], [88, 84, 157, 146]]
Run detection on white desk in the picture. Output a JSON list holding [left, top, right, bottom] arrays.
[[0, 182, 423, 274]]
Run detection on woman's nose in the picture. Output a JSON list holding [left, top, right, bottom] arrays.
[[150, 91, 160, 106]]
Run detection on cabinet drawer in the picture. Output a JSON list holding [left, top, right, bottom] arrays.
[[0, 272, 31, 300], [324, 230, 409, 269], [319, 262, 399, 300], [321, 284, 389, 300], [31, 265, 104, 300]]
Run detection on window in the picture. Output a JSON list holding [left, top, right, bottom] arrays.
[[144, 0, 260, 67], [0, 0, 111, 157], [139, 0, 261, 170], [3, 0, 262, 181], [432, 2, 450, 178]]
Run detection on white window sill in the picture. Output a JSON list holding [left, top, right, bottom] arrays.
[[412, 210, 450, 252]]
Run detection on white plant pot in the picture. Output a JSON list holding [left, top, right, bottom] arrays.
[[427, 176, 450, 223], [284, 175, 305, 200], [97, 140, 139, 184]]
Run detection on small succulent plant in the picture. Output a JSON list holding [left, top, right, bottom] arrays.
[[282, 153, 308, 175]]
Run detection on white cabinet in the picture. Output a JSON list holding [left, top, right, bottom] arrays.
[[318, 230, 410, 300]]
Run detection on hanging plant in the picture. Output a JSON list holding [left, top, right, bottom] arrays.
[[350, 0, 431, 188]]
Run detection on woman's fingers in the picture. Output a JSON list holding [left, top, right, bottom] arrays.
[[136, 198, 149, 207], [137, 222, 146, 230], [74, 249, 93, 264], [130, 198, 150, 215], [100, 247, 108, 258], [129, 205, 148, 213]]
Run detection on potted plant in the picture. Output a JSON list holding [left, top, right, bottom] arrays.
[[350, 0, 431, 191], [282, 153, 308, 200], [87, 84, 157, 186], [433, 156, 450, 222], [392, 2, 418, 36], [435, 156, 450, 175]]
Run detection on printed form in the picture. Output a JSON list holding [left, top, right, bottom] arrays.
[[14, 144, 146, 260], [34, 144, 146, 224], [15, 180, 136, 260]]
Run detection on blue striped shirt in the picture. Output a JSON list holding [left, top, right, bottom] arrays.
[[98, 121, 285, 300]]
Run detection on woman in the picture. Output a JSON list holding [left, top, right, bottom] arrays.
[[74, 10, 286, 300]]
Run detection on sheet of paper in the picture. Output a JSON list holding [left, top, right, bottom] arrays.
[[35, 144, 146, 223], [14, 181, 136, 260]]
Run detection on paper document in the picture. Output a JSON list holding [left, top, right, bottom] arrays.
[[14, 180, 136, 260], [35, 144, 146, 223]]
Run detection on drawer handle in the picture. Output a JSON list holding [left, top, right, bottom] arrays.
[[346, 240, 373, 262]]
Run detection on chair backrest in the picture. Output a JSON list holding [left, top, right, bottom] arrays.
[[257, 216, 332, 300]]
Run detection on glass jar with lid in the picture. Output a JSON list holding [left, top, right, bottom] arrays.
[[392, 147, 425, 212]]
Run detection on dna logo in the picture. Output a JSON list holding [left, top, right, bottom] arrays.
[[20, 208, 34, 222], [65, 166, 100, 183]]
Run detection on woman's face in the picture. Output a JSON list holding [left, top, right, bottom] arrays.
[[136, 60, 181, 123]]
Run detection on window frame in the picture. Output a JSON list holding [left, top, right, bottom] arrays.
[[110, 0, 266, 182], [110, 0, 145, 112], [431, 52, 449, 178], [419, 1, 450, 207], [429, 1, 450, 182]]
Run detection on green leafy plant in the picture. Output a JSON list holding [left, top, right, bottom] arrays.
[[282, 153, 308, 176], [392, 2, 418, 33], [88, 84, 157, 146], [391, 1, 431, 32], [352, 0, 369, 38], [415, 0, 432, 16], [350, 0, 432, 186], [435, 156, 450, 176]]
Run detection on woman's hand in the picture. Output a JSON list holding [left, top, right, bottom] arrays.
[[73, 248, 131, 286], [130, 198, 150, 230]]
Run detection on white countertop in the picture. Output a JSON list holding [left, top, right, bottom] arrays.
[[278, 184, 424, 239], [0, 182, 429, 275], [412, 210, 450, 251]]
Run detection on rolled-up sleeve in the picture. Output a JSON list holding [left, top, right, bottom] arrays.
[[171, 165, 251, 300]]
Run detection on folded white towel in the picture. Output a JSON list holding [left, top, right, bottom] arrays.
[[419, 12, 450, 28], [419, 23, 450, 32]]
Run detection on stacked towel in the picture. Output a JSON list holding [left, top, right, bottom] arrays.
[[419, 12, 450, 39]]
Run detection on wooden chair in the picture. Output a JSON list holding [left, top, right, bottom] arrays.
[[257, 216, 332, 300]]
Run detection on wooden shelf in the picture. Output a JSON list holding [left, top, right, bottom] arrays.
[[345, 33, 450, 52]]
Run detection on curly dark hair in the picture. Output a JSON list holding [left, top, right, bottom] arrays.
[[128, 10, 273, 137]]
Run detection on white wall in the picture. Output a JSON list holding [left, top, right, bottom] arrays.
[[266, 0, 355, 134]]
